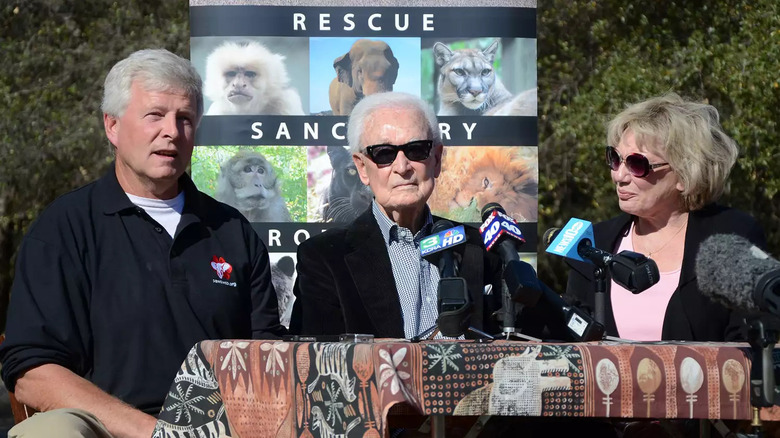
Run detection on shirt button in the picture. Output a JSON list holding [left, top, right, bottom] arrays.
[[155, 227, 163, 233], [426, 297, 433, 303]]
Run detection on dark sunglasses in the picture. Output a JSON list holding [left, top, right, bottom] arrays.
[[605, 146, 669, 178], [363, 140, 433, 166]]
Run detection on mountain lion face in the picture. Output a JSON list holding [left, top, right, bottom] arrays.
[[439, 49, 497, 110]]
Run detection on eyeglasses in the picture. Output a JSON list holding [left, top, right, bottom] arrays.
[[605, 146, 670, 178], [363, 140, 433, 166]]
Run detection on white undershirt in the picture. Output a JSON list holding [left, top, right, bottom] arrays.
[[126, 192, 185, 238]]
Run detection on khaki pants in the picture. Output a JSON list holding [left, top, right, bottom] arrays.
[[9, 408, 113, 438]]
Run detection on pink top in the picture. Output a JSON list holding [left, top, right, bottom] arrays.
[[610, 221, 681, 341]]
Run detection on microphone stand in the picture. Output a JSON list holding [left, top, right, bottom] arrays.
[[593, 266, 607, 325], [744, 315, 780, 438], [495, 279, 541, 342]]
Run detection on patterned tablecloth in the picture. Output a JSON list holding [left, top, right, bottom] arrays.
[[152, 339, 780, 438]]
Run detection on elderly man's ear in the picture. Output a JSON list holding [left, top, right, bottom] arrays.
[[352, 153, 371, 186]]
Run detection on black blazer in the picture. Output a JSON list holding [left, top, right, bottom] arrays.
[[565, 204, 766, 341], [289, 208, 505, 338]]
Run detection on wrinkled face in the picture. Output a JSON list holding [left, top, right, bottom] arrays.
[[105, 81, 196, 199], [352, 107, 442, 218], [611, 129, 684, 218]]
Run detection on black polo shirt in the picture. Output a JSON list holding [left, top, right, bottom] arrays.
[[0, 166, 285, 415]]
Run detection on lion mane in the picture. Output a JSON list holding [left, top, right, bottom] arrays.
[[430, 147, 538, 222]]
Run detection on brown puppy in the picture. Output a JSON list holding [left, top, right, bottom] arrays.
[[328, 39, 399, 115]]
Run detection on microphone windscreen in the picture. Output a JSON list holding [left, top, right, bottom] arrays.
[[696, 234, 780, 313], [542, 228, 561, 247], [480, 202, 505, 222], [431, 219, 455, 234]]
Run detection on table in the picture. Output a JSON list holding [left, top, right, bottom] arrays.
[[152, 339, 780, 437]]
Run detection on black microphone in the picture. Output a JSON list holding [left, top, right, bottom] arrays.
[[696, 234, 780, 316], [480, 203, 525, 263], [544, 224, 660, 294], [508, 259, 605, 342], [478, 203, 542, 305], [423, 220, 471, 337]]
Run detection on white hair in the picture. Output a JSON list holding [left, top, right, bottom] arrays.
[[102, 49, 203, 122], [347, 92, 440, 153]]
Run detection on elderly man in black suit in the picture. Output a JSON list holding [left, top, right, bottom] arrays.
[[290, 92, 505, 339]]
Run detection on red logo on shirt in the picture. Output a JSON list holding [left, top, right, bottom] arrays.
[[211, 256, 233, 280]]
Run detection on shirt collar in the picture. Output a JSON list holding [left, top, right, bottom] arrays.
[[97, 162, 197, 215], [371, 200, 434, 245]]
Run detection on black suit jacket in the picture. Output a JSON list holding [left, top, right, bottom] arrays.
[[565, 204, 766, 341], [289, 208, 505, 338]]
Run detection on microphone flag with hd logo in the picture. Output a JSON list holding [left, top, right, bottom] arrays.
[[420, 224, 466, 258], [420, 221, 470, 337]]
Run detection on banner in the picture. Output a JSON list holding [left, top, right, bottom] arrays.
[[189, 0, 538, 327]]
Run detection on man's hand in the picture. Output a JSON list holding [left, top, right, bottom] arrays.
[[14, 364, 157, 438]]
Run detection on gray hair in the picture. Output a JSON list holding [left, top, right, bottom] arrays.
[[607, 92, 739, 211], [347, 92, 440, 153], [102, 49, 204, 122]]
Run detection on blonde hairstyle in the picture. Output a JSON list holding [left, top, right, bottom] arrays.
[[607, 92, 738, 210]]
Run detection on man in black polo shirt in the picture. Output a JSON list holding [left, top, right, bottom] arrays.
[[0, 49, 285, 437]]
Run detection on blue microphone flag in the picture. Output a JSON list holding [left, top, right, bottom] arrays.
[[545, 218, 595, 263]]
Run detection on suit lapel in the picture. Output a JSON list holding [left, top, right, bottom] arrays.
[[344, 209, 405, 338], [661, 209, 699, 339]]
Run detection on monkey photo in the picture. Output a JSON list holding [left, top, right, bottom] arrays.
[[204, 40, 305, 116], [215, 150, 293, 222]]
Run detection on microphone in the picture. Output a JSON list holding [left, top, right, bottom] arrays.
[[479, 203, 525, 261], [478, 203, 541, 306], [421, 220, 472, 337], [421, 220, 467, 277], [545, 219, 660, 294], [506, 258, 605, 341], [696, 234, 780, 316], [545, 218, 612, 266]]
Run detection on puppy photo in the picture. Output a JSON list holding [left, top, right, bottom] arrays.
[[190, 146, 307, 223], [192, 37, 309, 115], [309, 37, 420, 115]]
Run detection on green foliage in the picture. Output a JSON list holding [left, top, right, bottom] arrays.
[[191, 146, 308, 222], [537, 0, 780, 292]]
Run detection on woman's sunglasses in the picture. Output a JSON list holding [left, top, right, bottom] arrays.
[[363, 140, 433, 166], [605, 146, 669, 178]]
